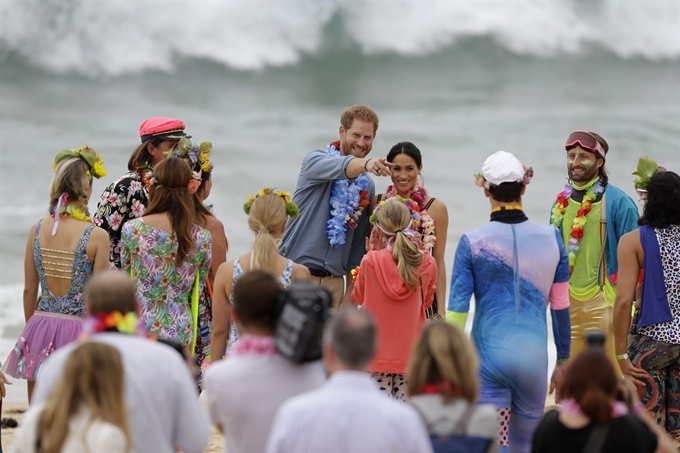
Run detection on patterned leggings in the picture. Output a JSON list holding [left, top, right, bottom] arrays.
[[628, 331, 680, 443], [372, 373, 407, 401]]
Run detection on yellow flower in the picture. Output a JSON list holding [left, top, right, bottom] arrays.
[[93, 160, 107, 178], [200, 160, 212, 172], [246, 195, 254, 205], [199, 153, 208, 163]]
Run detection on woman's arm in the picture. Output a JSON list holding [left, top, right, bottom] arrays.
[[429, 199, 449, 318], [613, 231, 649, 386], [210, 261, 234, 362], [206, 217, 228, 283], [291, 263, 311, 282], [23, 225, 39, 322], [90, 227, 112, 273]]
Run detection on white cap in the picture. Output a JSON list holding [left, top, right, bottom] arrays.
[[482, 151, 525, 186]]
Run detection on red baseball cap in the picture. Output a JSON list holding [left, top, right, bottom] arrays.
[[139, 117, 190, 143]]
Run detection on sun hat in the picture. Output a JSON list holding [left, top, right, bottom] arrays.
[[481, 151, 526, 186], [139, 117, 191, 143]]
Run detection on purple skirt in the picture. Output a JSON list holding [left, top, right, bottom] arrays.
[[2, 311, 84, 380]]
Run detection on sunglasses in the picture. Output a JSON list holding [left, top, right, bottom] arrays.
[[565, 131, 606, 158]]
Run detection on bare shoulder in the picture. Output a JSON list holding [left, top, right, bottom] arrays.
[[427, 197, 449, 218], [91, 225, 109, 241], [216, 260, 235, 279], [206, 216, 226, 234], [291, 263, 311, 281], [620, 229, 641, 247]]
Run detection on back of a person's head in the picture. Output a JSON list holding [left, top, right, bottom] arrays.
[[407, 323, 479, 402], [375, 199, 423, 289], [323, 309, 376, 370], [639, 170, 680, 228], [38, 342, 129, 453], [85, 271, 138, 316], [146, 156, 196, 264], [559, 349, 617, 424], [249, 193, 288, 272], [233, 270, 283, 333]]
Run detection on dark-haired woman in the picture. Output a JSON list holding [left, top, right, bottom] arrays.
[[121, 156, 211, 350], [614, 164, 680, 444], [95, 117, 190, 268], [532, 349, 676, 453], [2, 147, 110, 402], [370, 142, 449, 320]]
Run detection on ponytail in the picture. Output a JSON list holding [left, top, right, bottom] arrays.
[[250, 222, 280, 273], [579, 387, 614, 424], [392, 231, 423, 290]]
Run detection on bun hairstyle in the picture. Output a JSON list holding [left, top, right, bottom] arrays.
[[375, 199, 423, 289], [559, 348, 618, 424], [407, 323, 479, 403], [49, 157, 92, 211], [244, 189, 299, 274], [387, 141, 423, 167], [145, 157, 197, 265]]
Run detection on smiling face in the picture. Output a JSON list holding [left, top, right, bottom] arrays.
[[567, 145, 603, 184], [390, 153, 421, 195], [339, 120, 375, 158]]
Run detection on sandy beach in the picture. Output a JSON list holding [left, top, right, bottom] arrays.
[[1, 402, 224, 453]]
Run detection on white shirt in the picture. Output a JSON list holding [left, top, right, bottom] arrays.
[[10, 404, 127, 453], [32, 333, 210, 453], [204, 350, 326, 453], [266, 371, 434, 453]]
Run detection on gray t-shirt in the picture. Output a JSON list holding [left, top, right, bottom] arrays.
[[280, 149, 375, 276]]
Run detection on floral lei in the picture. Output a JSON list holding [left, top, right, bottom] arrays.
[[550, 177, 604, 270], [326, 141, 370, 247], [49, 193, 92, 236], [379, 180, 436, 252]]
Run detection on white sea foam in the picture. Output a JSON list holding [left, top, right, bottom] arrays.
[[0, 0, 677, 76]]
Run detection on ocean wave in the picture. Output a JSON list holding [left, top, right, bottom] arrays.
[[0, 0, 678, 76]]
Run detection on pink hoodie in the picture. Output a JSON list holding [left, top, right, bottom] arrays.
[[352, 248, 437, 374]]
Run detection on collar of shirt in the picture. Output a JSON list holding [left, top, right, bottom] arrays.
[[327, 371, 376, 390]]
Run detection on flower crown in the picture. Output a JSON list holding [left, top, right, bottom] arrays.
[[165, 137, 214, 194], [633, 156, 666, 201], [52, 146, 107, 179], [243, 188, 300, 218], [473, 165, 534, 189]]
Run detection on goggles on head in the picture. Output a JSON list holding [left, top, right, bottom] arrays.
[[565, 131, 606, 158]]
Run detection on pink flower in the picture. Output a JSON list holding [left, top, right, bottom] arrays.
[[131, 200, 146, 217], [107, 212, 124, 231], [108, 192, 121, 206], [187, 179, 201, 195]]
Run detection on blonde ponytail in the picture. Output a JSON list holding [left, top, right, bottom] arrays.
[[247, 194, 288, 274], [376, 200, 423, 290]]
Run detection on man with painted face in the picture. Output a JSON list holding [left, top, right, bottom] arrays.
[[550, 131, 638, 370], [280, 105, 392, 308]]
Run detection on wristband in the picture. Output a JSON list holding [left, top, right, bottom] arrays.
[[616, 353, 629, 361], [557, 358, 569, 364], [364, 158, 373, 172]]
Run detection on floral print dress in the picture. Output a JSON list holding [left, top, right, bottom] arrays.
[[121, 219, 211, 346], [94, 170, 150, 268]]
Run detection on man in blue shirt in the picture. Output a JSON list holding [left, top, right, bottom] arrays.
[[280, 105, 392, 308]]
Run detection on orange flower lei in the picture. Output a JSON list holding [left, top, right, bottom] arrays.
[[550, 178, 604, 270]]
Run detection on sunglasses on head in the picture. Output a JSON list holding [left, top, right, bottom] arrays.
[[565, 131, 606, 158]]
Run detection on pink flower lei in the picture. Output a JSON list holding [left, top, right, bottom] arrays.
[[383, 180, 436, 252]]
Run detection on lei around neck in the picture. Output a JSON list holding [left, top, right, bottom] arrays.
[[382, 180, 436, 252], [550, 177, 605, 270], [326, 141, 370, 248]]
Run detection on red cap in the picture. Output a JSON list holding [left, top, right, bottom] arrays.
[[139, 117, 190, 143]]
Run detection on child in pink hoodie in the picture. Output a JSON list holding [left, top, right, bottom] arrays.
[[352, 199, 437, 400]]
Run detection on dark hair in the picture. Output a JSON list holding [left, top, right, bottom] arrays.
[[145, 157, 196, 265], [559, 349, 617, 424], [193, 169, 214, 228], [387, 142, 422, 167], [127, 138, 166, 172], [323, 309, 376, 368], [488, 181, 523, 203], [232, 270, 283, 333], [589, 132, 609, 186], [639, 171, 680, 228]]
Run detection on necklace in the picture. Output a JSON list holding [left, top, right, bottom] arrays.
[[381, 181, 436, 252], [550, 178, 604, 270], [326, 141, 370, 247], [491, 204, 523, 213]]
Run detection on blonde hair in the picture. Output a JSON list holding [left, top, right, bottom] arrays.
[[376, 200, 422, 289], [36, 342, 130, 453], [248, 193, 288, 273], [407, 323, 479, 403], [49, 157, 91, 211]]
